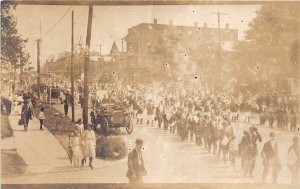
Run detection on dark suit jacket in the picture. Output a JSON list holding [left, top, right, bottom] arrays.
[[207, 121, 218, 140], [21, 103, 34, 120], [126, 148, 146, 179], [262, 140, 278, 161]]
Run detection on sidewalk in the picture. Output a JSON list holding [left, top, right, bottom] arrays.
[[2, 111, 128, 184], [5, 115, 70, 174]]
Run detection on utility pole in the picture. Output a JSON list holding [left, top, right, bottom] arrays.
[[121, 38, 125, 83], [36, 18, 42, 100], [71, 10, 75, 123], [97, 44, 103, 55], [210, 11, 228, 65], [97, 44, 103, 76], [137, 31, 140, 86], [37, 38, 41, 100], [83, 5, 93, 128], [211, 11, 228, 87]]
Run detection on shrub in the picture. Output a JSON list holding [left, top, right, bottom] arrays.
[[96, 136, 128, 159]]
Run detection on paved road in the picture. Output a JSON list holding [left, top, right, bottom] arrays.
[[2, 105, 299, 184]]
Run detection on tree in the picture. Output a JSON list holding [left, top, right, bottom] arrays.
[[231, 4, 300, 92], [1, 2, 31, 87], [148, 32, 186, 81]]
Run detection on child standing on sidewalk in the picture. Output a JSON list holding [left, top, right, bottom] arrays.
[[38, 107, 45, 130]]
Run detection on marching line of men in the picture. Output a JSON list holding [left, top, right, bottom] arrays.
[[128, 96, 299, 184], [256, 93, 298, 131], [86, 84, 298, 184]]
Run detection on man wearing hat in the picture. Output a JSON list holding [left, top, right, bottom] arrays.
[[126, 138, 147, 183], [243, 126, 262, 177], [21, 99, 35, 132], [261, 132, 280, 183]]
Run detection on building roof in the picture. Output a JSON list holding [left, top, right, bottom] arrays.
[[110, 41, 120, 56], [131, 22, 237, 33], [125, 21, 238, 43]]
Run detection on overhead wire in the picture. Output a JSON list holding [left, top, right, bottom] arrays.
[[76, 7, 87, 46], [41, 6, 73, 39], [25, 6, 73, 52]]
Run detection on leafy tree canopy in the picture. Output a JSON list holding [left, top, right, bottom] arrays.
[[1, 2, 31, 70], [231, 4, 299, 88]]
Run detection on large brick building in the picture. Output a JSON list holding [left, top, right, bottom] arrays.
[[123, 19, 238, 83], [43, 19, 239, 85]]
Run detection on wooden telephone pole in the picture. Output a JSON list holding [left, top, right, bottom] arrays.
[[211, 11, 228, 87], [83, 5, 93, 127], [36, 19, 42, 100], [97, 44, 104, 75], [36, 38, 41, 100], [71, 10, 75, 123], [210, 11, 228, 65]]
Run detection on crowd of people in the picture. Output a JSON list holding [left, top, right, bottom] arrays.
[[86, 81, 299, 184], [256, 93, 298, 131], [1, 80, 299, 184]]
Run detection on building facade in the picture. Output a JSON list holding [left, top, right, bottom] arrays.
[[124, 19, 238, 83]]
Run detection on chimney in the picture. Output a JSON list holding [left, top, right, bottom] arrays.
[[169, 20, 173, 26], [204, 22, 207, 28], [226, 23, 229, 29], [154, 18, 157, 24], [194, 22, 198, 27]]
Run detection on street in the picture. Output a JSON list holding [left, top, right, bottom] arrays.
[[2, 106, 298, 184]]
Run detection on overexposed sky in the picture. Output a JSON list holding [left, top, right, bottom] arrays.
[[12, 5, 260, 69]]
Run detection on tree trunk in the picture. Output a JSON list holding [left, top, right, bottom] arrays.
[[20, 65, 23, 88], [13, 65, 16, 93]]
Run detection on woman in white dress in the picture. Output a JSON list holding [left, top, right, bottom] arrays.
[[71, 131, 83, 167], [15, 94, 24, 115], [75, 118, 84, 136], [81, 125, 96, 169]]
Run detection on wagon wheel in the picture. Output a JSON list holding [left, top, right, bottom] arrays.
[[125, 117, 133, 134], [102, 117, 109, 136]]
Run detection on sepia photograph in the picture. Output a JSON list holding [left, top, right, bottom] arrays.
[[1, 0, 299, 188]]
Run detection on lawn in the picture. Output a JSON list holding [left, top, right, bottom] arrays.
[[1, 114, 13, 139], [33, 102, 128, 160], [1, 151, 27, 175], [1, 114, 26, 175], [33, 102, 75, 152]]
